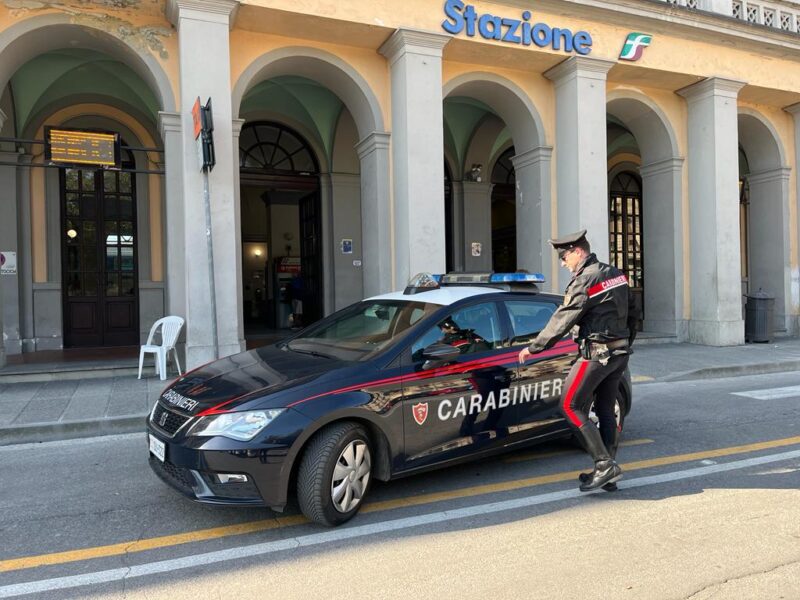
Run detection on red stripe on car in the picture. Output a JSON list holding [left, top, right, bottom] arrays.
[[286, 339, 577, 409], [199, 339, 578, 415]]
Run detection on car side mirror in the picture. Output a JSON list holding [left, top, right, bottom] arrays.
[[421, 342, 461, 368]]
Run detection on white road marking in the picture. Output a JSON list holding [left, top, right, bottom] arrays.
[[731, 385, 800, 400], [2, 448, 800, 599]]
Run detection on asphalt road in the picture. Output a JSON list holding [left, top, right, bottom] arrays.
[[1, 371, 799, 599]]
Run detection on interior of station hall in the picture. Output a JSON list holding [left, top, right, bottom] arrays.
[[1, 0, 800, 368]]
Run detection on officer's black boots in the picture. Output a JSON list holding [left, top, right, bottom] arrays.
[[579, 426, 619, 491], [576, 423, 622, 492]]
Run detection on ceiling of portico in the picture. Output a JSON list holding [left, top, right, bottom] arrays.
[[239, 75, 344, 160], [607, 116, 641, 159], [10, 48, 160, 136], [443, 96, 513, 176]]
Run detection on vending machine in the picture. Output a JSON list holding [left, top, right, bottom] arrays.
[[272, 256, 301, 329]]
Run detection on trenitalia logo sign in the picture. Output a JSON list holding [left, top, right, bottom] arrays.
[[619, 32, 653, 61], [441, 0, 593, 55]]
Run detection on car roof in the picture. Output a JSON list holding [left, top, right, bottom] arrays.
[[366, 286, 503, 306]]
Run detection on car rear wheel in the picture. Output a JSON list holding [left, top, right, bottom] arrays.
[[297, 422, 372, 526]]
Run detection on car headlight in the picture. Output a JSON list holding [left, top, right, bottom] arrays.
[[189, 409, 284, 441]]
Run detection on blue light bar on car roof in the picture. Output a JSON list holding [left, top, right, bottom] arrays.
[[438, 272, 546, 285], [489, 272, 546, 283]]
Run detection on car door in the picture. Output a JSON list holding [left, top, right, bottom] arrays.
[[504, 298, 578, 438], [398, 300, 517, 471]]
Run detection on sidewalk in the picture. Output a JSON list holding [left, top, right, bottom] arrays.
[[2, 338, 800, 446]]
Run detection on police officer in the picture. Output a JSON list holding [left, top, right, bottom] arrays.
[[518, 230, 637, 492]]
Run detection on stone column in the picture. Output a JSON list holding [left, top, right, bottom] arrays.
[[329, 173, 363, 309], [677, 77, 745, 346], [17, 155, 34, 352], [461, 181, 492, 271], [784, 102, 800, 335], [639, 157, 685, 337], [231, 118, 245, 343], [158, 112, 185, 325], [0, 151, 20, 356], [449, 180, 465, 272], [355, 132, 392, 296], [167, 0, 244, 367], [380, 29, 449, 288], [513, 146, 553, 285], [545, 57, 613, 288]]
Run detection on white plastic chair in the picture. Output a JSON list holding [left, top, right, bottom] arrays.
[[138, 316, 185, 381]]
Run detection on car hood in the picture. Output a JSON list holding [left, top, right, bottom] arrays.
[[162, 344, 349, 414]]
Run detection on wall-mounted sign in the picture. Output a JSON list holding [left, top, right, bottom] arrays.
[[619, 32, 652, 61], [471, 242, 482, 257], [0, 251, 17, 275], [442, 0, 592, 55], [341, 239, 353, 254], [45, 127, 120, 168]]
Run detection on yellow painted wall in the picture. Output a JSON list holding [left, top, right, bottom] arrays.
[[240, 0, 800, 100], [0, 4, 179, 109], [230, 30, 391, 125]]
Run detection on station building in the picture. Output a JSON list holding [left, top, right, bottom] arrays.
[[1, 0, 800, 369]]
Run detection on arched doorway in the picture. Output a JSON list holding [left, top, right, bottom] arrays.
[[61, 147, 140, 346], [491, 147, 516, 272], [239, 121, 322, 334], [608, 171, 644, 328], [606, 93, 681, 337], [737, 111, 790, 332]]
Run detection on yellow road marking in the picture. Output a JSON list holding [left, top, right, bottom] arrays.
[[3, 434, 800, 573], [502, 437, 654, 464], [632, 375, 655, 383]]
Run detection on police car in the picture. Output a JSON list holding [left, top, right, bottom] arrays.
[[147, 272, 632, 526]]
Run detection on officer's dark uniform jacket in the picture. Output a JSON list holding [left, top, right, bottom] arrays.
[[527, 253, 635, 354]]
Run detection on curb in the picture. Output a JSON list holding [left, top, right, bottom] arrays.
[[634, 360, 800, 384], [0, 414, 147, 446], [0, 367, 148, 384]]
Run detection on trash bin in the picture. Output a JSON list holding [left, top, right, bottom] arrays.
[[744, 288, 774, 343]]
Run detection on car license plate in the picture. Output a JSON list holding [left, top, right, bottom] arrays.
[[149, 434, 165, 462]]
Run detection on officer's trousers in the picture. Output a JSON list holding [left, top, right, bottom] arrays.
[[561, 353, 629, 451]]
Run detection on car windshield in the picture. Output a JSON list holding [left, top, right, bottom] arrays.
[[286, 299, 439, 361]]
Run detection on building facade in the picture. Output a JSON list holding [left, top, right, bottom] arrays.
[[1, 0, 800, 369]]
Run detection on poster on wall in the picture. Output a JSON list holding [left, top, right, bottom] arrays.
[[0, 251, 17, 275]]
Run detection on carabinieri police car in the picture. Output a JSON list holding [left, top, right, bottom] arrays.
[[147, 272, 632, 526]]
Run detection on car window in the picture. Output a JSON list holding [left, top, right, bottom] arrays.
[[289, 300, 439, 361], [411, 302, 502, 362], [505, 300, 557, 344]]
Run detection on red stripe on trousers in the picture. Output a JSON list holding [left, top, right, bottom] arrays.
[[562, 360, 590, 427]]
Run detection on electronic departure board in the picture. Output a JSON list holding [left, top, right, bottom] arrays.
[[45, 127, 120, 168]]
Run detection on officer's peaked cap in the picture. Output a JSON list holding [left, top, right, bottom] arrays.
[[548, 229, 587, 250]]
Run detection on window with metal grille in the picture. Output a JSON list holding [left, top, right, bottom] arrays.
[[239, 122, 318, 174], [781, 12, 793, 30], [733, 0, 743, 18], [764, 8, 775, 26], [747, 3, 759, 23], [608, 172, 643, 292]]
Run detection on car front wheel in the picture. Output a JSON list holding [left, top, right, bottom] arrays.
[[297, 422, 373, 526]]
